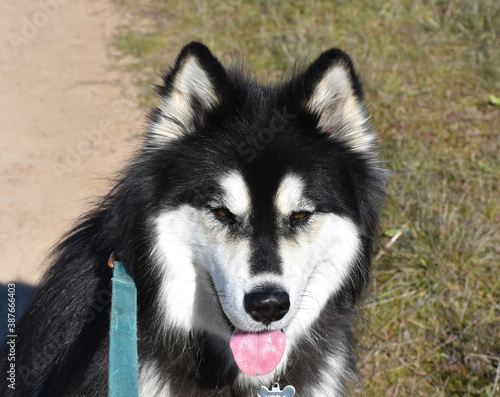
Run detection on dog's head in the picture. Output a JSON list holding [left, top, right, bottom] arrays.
[[136, 42, 384, 375]]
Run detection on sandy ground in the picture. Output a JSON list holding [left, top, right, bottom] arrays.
[[0, 0, 144, 284]]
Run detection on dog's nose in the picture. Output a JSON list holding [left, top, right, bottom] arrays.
[[244, 290, 290, 325]]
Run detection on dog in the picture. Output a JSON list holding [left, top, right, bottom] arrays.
[[1, 42, 385, 396]]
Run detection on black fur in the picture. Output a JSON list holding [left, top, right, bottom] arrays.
[[1, 42, 385, 396]]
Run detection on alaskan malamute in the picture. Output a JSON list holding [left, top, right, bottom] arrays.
[[2, 42, 385, 396]]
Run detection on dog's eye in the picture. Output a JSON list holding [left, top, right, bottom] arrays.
[[212, 207, 235, 223], [217, 208, 229, 217], [290, 211, 311, 225]]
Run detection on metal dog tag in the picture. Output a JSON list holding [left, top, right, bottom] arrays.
[[257, 383, 296, 397]]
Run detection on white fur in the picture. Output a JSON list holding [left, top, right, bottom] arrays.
[[153, 206, 202, 333], [307, 65, 374, 153], [150, 57, 219, 145], [273, 172, 361, 343], [219, 171, 251, 217], [139, 359, 172, 396], [279, 214, 360, 340], [307, 353, 347, 396], [274, 173, 314, 215], [153, 205, 242, 338]]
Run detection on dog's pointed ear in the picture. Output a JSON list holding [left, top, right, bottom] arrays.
[[299, 49, 375, 153], [148, 42, 229, 145]]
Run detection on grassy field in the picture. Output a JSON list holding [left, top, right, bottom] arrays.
[[112, 0, 499, 395]]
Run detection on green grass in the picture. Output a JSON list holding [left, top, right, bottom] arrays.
[[111, 0, 500, 395]]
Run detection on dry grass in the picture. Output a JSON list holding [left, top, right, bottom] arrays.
[[112, 0, 500, 395]]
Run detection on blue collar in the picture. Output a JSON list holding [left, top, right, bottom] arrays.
[[108, 256, 139, 397]]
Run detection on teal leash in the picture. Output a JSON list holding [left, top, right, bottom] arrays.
[[108, 254, 139, 397]]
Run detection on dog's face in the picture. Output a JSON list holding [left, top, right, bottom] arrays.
[[142, 44, 383, 351], [154, 170, 361, 339]]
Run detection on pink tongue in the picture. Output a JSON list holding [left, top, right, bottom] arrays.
[[229, 330, 286, 376]]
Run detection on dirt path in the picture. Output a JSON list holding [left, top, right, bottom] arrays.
[[0, 0, 144, 283]]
